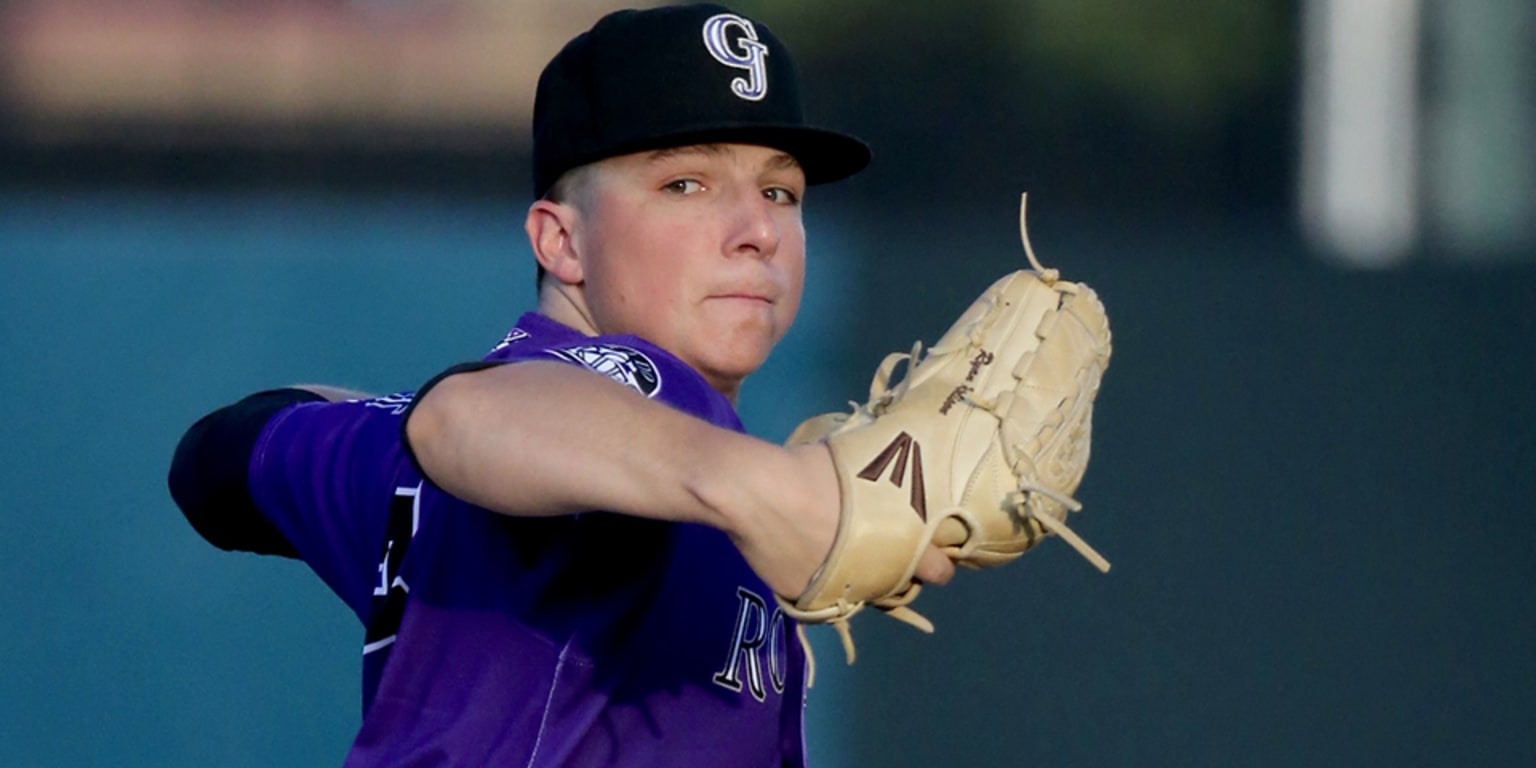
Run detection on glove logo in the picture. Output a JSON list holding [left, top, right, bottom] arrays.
[[940, 349, 994, 414], [967, 349, 995, 379], [702, 13, 768, 102], [939, 385, 970, 415], [856, 432, 928, 521]]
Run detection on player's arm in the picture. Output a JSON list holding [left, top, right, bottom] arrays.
[[405, 361, 952, 599], [167, 384, 371, 556]]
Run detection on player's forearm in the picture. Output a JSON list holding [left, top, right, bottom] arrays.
[[406, 361, 790, 532]]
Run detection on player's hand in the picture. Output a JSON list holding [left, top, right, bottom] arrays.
[[914, 542, 955, 586]]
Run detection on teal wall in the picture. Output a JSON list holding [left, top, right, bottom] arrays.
[[0, 190, 863, 766], [2, 192, 524, 766], [3, 191, 1533, 766], [836, 212, 1536, 766]]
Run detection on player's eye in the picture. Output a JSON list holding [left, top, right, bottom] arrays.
[[662, 178, 704, 195], [763, 186, 801, 205]]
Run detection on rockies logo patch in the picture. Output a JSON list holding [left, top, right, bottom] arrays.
[[546, 344, 662, 397]]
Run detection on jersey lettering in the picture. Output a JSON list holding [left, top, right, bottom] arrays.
[[363, 484, 421, 655], [362, 392, 414, 416], [711, 587, 788, 701]]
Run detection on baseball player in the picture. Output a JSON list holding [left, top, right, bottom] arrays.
[[169, 4, 952, 766]]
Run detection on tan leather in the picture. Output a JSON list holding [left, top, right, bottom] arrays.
[[779, 195, 1113, 665]]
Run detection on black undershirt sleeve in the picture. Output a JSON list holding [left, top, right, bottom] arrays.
[[167, 388, 327, 558]]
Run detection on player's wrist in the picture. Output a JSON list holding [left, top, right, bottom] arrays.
[[679, 430, 773, 536], [691, 439, 838, 596]]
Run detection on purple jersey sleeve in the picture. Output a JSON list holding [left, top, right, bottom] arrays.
[[244, 314, 808, 765], [248, 395, 418, 619]]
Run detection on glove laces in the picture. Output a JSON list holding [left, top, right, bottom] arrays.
[[796, 193, 1108, 682], [1020, 193, 1059, 284]]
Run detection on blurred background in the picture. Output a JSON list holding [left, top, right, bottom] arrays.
[[2, 0, 1533, 765]]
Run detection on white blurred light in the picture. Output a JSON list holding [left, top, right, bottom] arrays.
[[1300, 0, 1421, 268], [1426, 0, 1536, 257]]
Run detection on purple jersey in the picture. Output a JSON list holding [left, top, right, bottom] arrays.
[[249, 312, 808, 766]]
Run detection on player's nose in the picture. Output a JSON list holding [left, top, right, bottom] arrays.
[[722, 187, 780, 260]]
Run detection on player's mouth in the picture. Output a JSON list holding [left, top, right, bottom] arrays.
[[708, 289, 776, 304]]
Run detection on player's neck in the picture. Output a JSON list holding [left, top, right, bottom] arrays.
[[536, 283, 600, 337], [535, 281, 744, 404]]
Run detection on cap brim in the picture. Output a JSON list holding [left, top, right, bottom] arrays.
[[577, 124, 871, 187]]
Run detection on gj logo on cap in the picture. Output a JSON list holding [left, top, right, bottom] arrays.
[[702, 13, 768, 102], [531, 4, 870, 197]]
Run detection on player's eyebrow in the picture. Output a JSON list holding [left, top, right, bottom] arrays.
[[646, 144, 730, 162], [645, 144, 802, 173], [763, 152, 802, 173]]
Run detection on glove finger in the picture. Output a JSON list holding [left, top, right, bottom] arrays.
[[933, 516, 969, 549]]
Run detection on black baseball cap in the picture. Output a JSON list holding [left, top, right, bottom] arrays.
[[531, 3, 871, 199]]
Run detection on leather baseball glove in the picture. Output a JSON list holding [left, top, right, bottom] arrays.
[[781, 195, 1112, 667]]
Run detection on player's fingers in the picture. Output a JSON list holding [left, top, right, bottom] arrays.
[[914, 545, 954, 586]]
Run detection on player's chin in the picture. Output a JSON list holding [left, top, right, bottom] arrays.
[[696, 328, 778, 381], [706, 301, 788, 343], [705, 295, 783, 322], [705, 340, 774, 380]]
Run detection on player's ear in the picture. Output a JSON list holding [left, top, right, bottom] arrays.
[[526, 200, 585, 285]]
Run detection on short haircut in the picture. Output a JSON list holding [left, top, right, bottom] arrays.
[[535, 162, 601, 287], [544, 162, 599, 210]]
